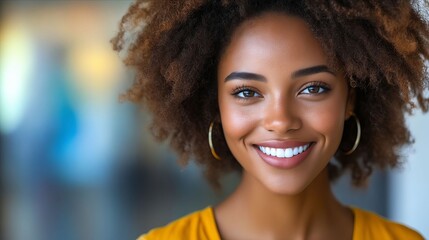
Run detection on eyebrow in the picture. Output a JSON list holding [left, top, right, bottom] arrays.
[[224, 65, 335, 82], [224, 72, 267, 82], [291, 65, 336, 79]]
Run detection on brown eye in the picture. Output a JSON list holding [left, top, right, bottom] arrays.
[[242, 90, 256, 97], [307, 86, 321, 94], [234, 89, 261, 98], [300, 83, 330, 95]]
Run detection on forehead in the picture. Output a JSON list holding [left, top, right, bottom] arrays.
[[219, 12, 329, 74]]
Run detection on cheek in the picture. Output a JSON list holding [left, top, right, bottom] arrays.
[[219, 101, 258, 144], [304, 97, 347, 147]]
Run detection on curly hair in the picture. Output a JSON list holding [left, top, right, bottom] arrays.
[[112, 0, 429, 189]]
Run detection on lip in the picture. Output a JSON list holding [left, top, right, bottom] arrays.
[[254, 142, 315, 169], [256, 140, 311, 149]]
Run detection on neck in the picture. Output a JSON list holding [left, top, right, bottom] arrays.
[[215, 168, 353, 240]]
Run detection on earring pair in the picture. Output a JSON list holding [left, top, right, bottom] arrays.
[[208, 114, 361, 159]]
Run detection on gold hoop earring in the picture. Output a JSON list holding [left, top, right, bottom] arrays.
[[344, 113, 361, 155], [208, 121, 221, 160], [349, 75, 357, 88]]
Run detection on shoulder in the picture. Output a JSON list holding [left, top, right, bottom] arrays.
[[352, 207, 424, 240], [137, 206, 221, 240]]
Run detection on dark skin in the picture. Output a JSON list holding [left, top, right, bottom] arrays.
[[215, 12, 355, 240]]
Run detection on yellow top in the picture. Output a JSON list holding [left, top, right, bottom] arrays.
[[138, 206, 424, 240]]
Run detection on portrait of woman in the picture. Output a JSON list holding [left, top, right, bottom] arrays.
[[112, 0, 429, 239]]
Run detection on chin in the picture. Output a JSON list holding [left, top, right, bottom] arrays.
[[260, 176, 315, 196]]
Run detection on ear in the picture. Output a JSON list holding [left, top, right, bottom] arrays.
[[345, 87, 356, 119]]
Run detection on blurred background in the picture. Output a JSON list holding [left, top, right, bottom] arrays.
[[0, 1, 428, 239]]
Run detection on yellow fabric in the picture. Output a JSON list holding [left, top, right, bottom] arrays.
[[138, 206, 424, 240], [138, 207, 220, 240], [352, 207, 423, 240]]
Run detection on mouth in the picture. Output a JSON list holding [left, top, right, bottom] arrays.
[[257, 143, 311, 158], [253, 142, 315, 169]]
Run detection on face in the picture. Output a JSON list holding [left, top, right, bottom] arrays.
[[217, 12, 354, 195]]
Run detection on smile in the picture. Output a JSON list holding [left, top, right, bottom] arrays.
[[258, 143, 311, 158]]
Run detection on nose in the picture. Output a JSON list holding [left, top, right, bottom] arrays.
[[262, 97, 302, 133]]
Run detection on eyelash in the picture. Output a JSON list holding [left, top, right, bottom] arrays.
[[299, 81, 331, 95], [231, 85, 261, 99], [231, 81, 331, 100]]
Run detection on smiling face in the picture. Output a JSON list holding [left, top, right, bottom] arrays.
[[217, 12, 354, 195]]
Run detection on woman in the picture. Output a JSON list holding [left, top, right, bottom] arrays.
[[112, 0, 428, 239]]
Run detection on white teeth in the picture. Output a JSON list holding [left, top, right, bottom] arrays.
[[285, 148, 293, 158], [276, 148, 285, 158], [258, 144, 311, 158]]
